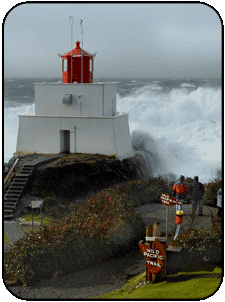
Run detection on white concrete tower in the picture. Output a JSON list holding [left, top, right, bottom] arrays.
[[16, 40, 134, 159]]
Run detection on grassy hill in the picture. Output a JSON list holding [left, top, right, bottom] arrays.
[[98, 265, 222, 299]]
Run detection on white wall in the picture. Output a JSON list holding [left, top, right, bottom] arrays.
[[113, 114, 134, 158], [103, 84, 117, 117], [35, 83, 116, 118], [16, 114, 133, 158]]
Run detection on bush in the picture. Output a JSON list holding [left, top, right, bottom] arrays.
[[108, 219, 134, 246], [22, 238, 116, 285], [203, 179, 222, 207], [4, 230, 50, 284], [4, 190, 145, 285], [111, 178, 171, 208], [169, 211, 222, 263]]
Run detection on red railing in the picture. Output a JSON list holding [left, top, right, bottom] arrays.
[[89, 72, 93, 83]]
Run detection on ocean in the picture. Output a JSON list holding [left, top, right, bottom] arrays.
[[4, 77, 222, 183]]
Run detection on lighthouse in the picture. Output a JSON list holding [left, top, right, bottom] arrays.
[[16, 41, 134, 159], [61, 40, 94, 84]]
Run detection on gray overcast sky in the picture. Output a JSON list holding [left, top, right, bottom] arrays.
[[3, 2, 222, 79]]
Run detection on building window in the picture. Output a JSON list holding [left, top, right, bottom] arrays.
[[89, 59, 92, 72], [63, 59, 67, 72]]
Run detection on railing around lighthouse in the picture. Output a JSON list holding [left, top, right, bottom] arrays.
[[89, 71, 93, 83], [4, 158, 19, 191]]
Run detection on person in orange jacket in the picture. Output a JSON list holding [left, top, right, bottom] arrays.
[[172, 175, 188, 212]]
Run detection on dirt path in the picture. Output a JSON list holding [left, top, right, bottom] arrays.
[[7, 249, 145, 299], [135, 203, 218, 236]]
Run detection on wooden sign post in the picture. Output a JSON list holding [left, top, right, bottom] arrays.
[[31, 200, 43, 230], [139, 221, 167, 283], [139, 194, 184, 283], [139, 223, 184, 282], [139, 238, 167, 283]]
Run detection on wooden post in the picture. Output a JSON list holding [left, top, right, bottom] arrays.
[[146, 226, 151, 282], [4, 158, 19, 190], [146, 225, 153, 237], [152, 224, 158, 283], [153, 222, 160, 237], [32, 208, 34, 231], [40, 205, 42, 227], [166, 206, 169, 244]]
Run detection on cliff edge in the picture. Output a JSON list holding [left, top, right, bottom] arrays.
[[4, 153, 141, 200]]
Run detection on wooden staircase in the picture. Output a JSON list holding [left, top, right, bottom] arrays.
[[4, 164, 34, 220], [4, 155, 65, 220]]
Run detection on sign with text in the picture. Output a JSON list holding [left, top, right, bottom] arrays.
[[139, 239, 166, 274], [31, 200, 43, 208], [160, 193, 181, 206]]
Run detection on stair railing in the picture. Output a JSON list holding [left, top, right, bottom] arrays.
[[4, 158, 19, 191]]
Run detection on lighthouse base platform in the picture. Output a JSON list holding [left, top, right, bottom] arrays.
[[16, 113, 134, 160]]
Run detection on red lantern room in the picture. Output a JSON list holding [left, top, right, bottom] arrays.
[[60, 41, 95, 83]]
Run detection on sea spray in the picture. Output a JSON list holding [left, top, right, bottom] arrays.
[[4, 78, 221, 183], [118, 84, 222, 183], [131, 130, 167, 178], [4, 103, 35, 162]]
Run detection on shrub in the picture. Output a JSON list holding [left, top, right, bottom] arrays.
[[169, 211, 222, 263], [111, 178, 170, 208], [108, 219, 134, 246], [4, 190, 145, 285], [22, 238, 116, 285], [4, 229, 50, 284], [203, 179, 222, 207]]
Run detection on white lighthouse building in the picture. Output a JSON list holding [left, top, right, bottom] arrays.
[[16, 41, 134, 159]]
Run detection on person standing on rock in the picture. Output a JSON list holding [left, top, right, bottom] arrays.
[[188, 176, 205, 216], [172, 175, 188, 212]]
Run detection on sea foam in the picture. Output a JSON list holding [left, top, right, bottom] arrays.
[[4, 104, 35, 162], [4, 83, 221, 183], [117, 84, 221, 183]]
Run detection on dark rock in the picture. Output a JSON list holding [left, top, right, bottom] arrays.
[[6, 154, 139, 199]]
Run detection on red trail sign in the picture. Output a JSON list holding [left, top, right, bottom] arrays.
[[139, 239, 166, 275]]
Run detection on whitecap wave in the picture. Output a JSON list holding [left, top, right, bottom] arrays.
[[181, 82, 196, 88], [4, 104, 35, 162], [4, 82, 222, 184], [118, 85, 221, 183]]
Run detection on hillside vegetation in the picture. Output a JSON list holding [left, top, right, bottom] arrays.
[[4, 154, 222, 287], [4, 177, 171, 285]]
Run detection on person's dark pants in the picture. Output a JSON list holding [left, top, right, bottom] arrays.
[[192, 199, 203, 215], [217, 207, 222, 218]]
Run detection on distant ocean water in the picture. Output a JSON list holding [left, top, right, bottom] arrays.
[[4, 77, 222, 183]]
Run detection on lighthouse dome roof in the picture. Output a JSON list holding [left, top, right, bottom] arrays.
[[61, 41, 94, 58]]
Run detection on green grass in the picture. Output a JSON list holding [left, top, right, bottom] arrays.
[[46, 152, 117, 167], [19, 213, 56, 235], [19, 213, 54, 225], [98, 266, 222, 299], [4, 231, 10, 243]]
